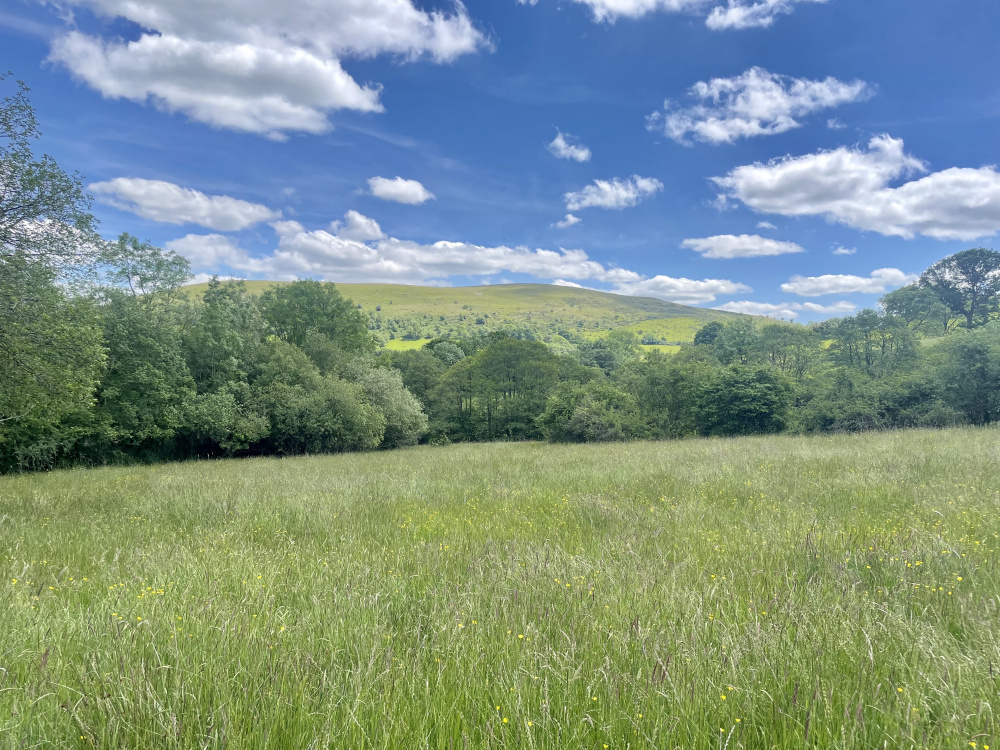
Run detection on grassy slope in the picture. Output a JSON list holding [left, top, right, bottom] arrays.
[[183, 281, 740, 345], [2, 428, 998, 748]]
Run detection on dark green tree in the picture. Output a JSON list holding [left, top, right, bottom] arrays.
[[698, 365, 790, 437]]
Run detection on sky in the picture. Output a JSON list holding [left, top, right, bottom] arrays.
[[4, 0, 1000, 321]]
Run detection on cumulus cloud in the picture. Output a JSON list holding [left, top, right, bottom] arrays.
[[553, 214, 582, 229], [715, 299, 857, 319], [547, 131, 592, 162], [368, 177, 436, 205], [562, 0, 823, 28], [757, 221, 777, 229], [565, 176, 663, 211], [89, 177, 280, 230], [331, 210, 385, 241], [713, 135, 1000, 241], [648, 67, 871, 146], [833, 245, 856, 255], [46, 0, 486, 137], [682, 234, 804, 259], [552, 279, 584, 288], [613, 277, 751, 304], [169, 220, 747, 304], [780, 268, 917, 297], [705, 0, 828, 29]]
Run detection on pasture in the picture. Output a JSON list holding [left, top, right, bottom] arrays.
[[1, 429, 998, 748]]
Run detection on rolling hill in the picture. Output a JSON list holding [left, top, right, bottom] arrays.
[[182, 281, 743, 351]]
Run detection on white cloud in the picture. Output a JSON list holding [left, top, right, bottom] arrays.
[[89, 177, 280, 230], [716, 299, 857, 319], [613, 277, 751, 304], [648, 67, 871, 146], [714, 135, 1000, 241], [682, 234, 804, 259], [553, 214, 583, 229], [832, 245, 856, 255], [705, 0, 827, 29], [331, 210, 385, 242], [368, 177, 436, 205], [563, 0, 823, 28], [565, 175, 663, 211], [547, 131, 592, 162], [552, 279, 584, 288], [780, 268, 917, 297], [827, 117, 846, 130], [169, 221, 747, 304], [757, 221, 777, 229], [46, 0, 486, 137]]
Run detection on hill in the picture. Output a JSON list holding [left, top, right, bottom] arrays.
[[182, 281, 742, 350]]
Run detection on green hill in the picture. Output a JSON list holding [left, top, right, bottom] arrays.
[[183, 281, 742, 350]]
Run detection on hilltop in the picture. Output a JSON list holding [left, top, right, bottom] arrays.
[[182, 281, 742, 351]]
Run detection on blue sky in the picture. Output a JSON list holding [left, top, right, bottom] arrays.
[[4, 0, 1000, 320]]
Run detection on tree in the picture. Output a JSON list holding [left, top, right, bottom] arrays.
[[100, 233, 191, 307], [713, 318, 760, 365], [0, 75, 105, 470], [259, 280, 374, 353], [920, 248, 1000, 329], [880, 285, 953, 334], [0, 75, 97, 269], [693, 321, 724, 347], [698, 365, 790, 437], [539, 380, 646, 443]]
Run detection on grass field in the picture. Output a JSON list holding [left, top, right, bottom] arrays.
[[2, 429, 998, 749]]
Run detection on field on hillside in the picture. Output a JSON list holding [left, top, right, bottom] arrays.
[[2, 430, 998, 749], [183, 281, 739, 346]]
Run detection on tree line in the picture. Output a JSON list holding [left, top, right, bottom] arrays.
[[4, 74, 1000, 473]]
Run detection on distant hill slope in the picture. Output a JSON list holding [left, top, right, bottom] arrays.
[[182, 281, 743, 349]]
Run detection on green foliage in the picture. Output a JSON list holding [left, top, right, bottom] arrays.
[[698, 365, 791, 437], [880, 284, 952, 334], [539, 379, 646, 442], [693, 320, 724, 346], [259, 280, 375, 353], [920, 248, 1000, 329], [0, 75, 96, 268]]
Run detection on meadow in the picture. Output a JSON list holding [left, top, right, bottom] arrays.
[[1, 428, 998, 749]]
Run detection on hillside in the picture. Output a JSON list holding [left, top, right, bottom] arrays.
[[183, 281, 741, 350]]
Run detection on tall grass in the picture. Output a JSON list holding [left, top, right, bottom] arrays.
[[1, 428, 998, 748]]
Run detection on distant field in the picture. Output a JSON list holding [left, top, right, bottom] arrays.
[[383, 338, 429, 351], [2, 429, 998, 748], [183, 281, 740, 346]]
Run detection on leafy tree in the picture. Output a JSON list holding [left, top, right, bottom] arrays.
[[828, 310, 916, 375], [920, 248, 1000, 329], [930, 323, 1000, 424], [252, 339, 385, 455], [693, 321, 724, 347], [354, 367, 428, 448], [618, 348, 715, 438], [0, 75, 97, 269], [698, 365, 790, 437], [260, 280, 374, 353], [539, 380, 646, 443], [385, 349, 447, 406], [880, 285, 952, 334], [184, 278, 263, 393], [712, 318, 761, 365], [0, 259, 104, 471], [0, 76, 104, 470]]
